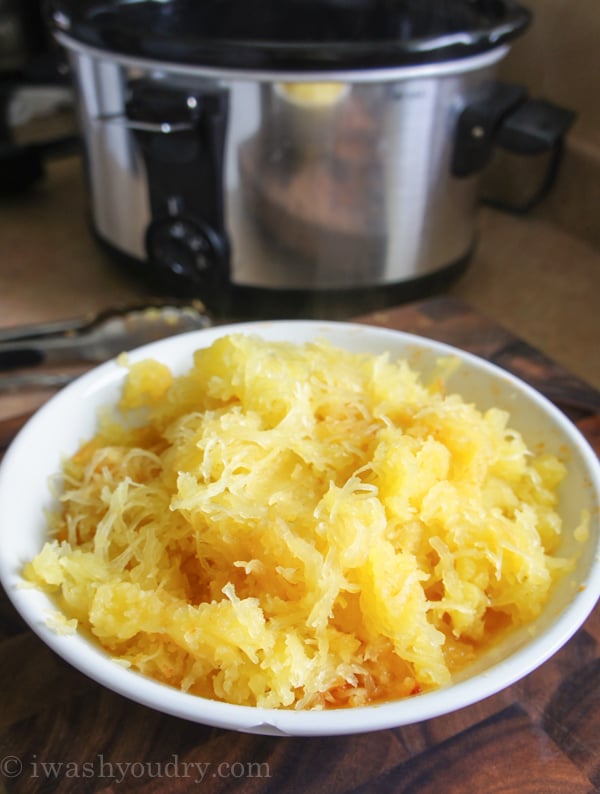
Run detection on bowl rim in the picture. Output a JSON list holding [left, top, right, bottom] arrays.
[[1, 319, 599, 736]]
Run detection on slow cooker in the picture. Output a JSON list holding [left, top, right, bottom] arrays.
[[47, 0, 574, 316]]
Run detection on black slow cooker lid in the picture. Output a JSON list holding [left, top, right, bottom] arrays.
[[48, 0, 532, 71]]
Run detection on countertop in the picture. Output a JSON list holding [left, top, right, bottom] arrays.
[[0, 153, 599, 793]]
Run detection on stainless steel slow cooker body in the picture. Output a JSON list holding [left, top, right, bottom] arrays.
[[49, 0, 555, 313]]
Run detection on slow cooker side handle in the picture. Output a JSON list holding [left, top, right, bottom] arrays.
[[452, 82, 527, 178], [451, 82, 576, 213]]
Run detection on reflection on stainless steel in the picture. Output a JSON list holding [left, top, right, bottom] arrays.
[[236, 76, 482, 289]]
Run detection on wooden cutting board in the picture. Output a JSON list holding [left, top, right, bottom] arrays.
[[1, 296, 599, 793]]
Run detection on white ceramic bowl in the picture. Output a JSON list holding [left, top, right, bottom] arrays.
[[1, 320, 599, 736]]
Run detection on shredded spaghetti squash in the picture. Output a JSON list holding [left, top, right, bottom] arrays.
[[24, 334, 577, 709]]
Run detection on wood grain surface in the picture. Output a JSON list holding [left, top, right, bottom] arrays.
[[1, 296, 599, 794]]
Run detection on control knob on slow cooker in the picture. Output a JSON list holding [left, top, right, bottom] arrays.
[[145, 216, 229, 294]]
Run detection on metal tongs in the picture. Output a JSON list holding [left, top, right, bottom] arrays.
[[0, 299, 212, 392], [0, 300, 213, 450]]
